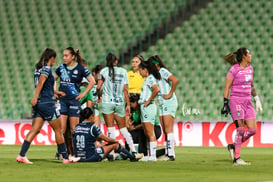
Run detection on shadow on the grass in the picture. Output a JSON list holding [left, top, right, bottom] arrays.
[[29, 159, 62, 163]]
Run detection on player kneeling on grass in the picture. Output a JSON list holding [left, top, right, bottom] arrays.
[[74, 107, 139, 162]]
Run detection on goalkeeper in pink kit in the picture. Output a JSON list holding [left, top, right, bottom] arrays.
[[221, 48, 263, 165]]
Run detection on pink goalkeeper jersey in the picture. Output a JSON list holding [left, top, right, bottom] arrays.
[[226, 64, 253, 99]]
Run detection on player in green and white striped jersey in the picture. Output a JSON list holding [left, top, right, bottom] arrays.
[[151, 55, 178, 161], [97, 53, 143, 160], [138, 58, 161, 162]]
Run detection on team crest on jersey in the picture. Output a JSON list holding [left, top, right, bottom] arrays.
[[73, 69, 78, 75], [237, 112, 241, 117]]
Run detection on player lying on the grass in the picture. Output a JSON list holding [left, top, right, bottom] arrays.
[[16, 48, 80, 164], [73, 107, 140, 162]]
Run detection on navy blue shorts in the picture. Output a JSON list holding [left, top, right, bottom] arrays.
[[32, 102, 60, 121], [79, 147, 104, 162], [59, 99, 81, 117]]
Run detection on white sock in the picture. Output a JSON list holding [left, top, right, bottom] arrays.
[[147, 141, 150, 156], [167, 133, 175, 157], [164, 141, 168, 156], [107, 127, 116, 139], [149, 141, 157, 158], [107, 127, 116, 155], [119, 127, 136, 153]]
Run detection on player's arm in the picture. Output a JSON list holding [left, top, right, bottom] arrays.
[[53, 74, 65, 98], [223, 77, 233, 99], [123, 84, 130, 115], [251, 81, 257, 97], [221, 77, 233, 116], [144, 84, 159, 107], [96, 79, 103, 101], [98, 134, 119, 144], [251, 82, 263, 113], [31, 75, 47, 106], [163, 74, 178, 99], [76, 75, 95, 101]]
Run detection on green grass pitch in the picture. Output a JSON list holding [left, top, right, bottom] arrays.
[[1, 145, 273, 182]]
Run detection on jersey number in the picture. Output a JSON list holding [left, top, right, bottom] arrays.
[[76, 135, 85, 149]]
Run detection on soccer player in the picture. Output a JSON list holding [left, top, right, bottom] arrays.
[[16, 48, 80, 164], [151, 55, 178, 161], [74, 107, 137, 162], [96, 53, 143, 159], [221, 48, 263, 165], [55, 47, 95, 156], [138, 58, 161, 162], [127, 94, 164, 157], [90, 64, 104, 127]]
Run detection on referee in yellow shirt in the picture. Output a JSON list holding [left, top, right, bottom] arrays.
[[127, 55, 145, 96]]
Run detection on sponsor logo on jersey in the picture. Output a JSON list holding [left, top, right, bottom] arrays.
[[238, 69, 252, 74], [73, 69, 78, 75]]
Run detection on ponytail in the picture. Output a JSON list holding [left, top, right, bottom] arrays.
[[65, 47, 84, 66], [222, 47, 247, 65], [222, 52, 237, 65], [106, 53, 117, 82], [153, 55, 168, 69], [35, 48, 56, 70]]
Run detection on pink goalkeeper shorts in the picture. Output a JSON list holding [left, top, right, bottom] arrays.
[[229, 96, 256, 121]]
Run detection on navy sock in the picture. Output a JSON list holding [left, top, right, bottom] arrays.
[[115, 144, 134, 160], [19, 140, 31, 157], [57, 143, 69, 159]]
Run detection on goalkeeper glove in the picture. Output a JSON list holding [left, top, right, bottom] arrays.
[[254, 96, 263, 113], [221, 98, 231, 117]]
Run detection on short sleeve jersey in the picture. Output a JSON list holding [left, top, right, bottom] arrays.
[[226, 64, 253, 99], [99, 66, 128, 104], [90, 84, 98, 103], [55, 63, 91, 100], [80, 87, 93, 105], [138, 74, 157, 104], [127, 70, 145, 94], [74, 122, 103, 160], [157, 68, 177, 105], [34, 65, 54, 103]]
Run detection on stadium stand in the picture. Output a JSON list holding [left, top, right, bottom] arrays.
[[141, 0, 273, 121], [0, 0, 272, 121], [0, 0, 182, 118]]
